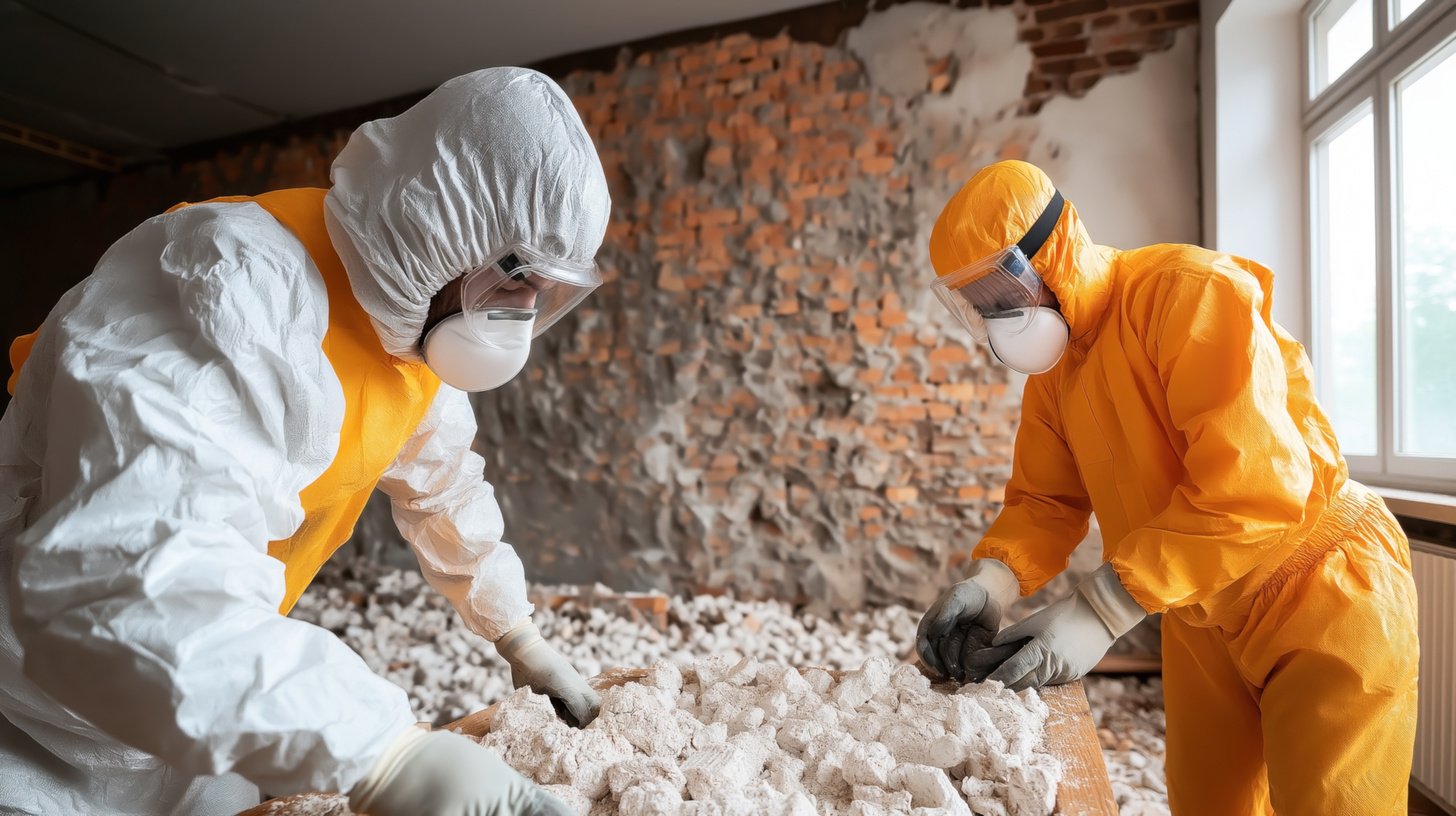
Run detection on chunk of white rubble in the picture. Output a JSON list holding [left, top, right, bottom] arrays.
[[540, 785, 592, 816], [892, 763, 972, 815], [962, 776, 1010, 816], [681, 742, 763, 800], [851, 784, 914, 811], [765, 752, 806, 794], [596, 683, 693, 757], [606, 755, 686, 797], [903, 732, 969, 769], [645, 659, 683, 694], [615, 781, 681, 816], [830, 656, 894, 711], [841, 741, 897, 787], [1005, 754, 1060, 816], [801, 667, 834, 695], [723, 655, 760, 686]]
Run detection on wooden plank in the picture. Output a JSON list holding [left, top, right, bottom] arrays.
[[1042, 682, 1118, 816], [242, 670, 1115, 815], [1091, 653, 1163, 675]]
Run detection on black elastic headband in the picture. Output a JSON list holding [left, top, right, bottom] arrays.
[[1015, 190, 1065, 260]]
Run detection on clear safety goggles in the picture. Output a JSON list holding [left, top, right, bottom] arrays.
[[458, 242, 602, 341], [928, 189, 1065, 343], [930, 246, 1047, 342]]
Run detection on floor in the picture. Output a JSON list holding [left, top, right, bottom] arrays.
[[1411, 783, 1452, 816]]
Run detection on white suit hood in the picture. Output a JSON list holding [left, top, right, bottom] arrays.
[[324, 67, 610, 361]]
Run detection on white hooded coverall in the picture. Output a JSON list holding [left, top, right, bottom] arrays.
[[0, 67, 610, 814]]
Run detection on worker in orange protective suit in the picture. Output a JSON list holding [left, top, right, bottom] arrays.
[[914, 160, 1419, 815]]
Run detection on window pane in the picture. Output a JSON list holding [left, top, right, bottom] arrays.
[[1393, 0, 1431, 25], [1314, 0, 1373, 94], [1315, 109, 1378, 456], [1396, 47, 1456, 458]]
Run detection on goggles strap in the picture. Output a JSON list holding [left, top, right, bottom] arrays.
[[1015, 190, 1065, 260]]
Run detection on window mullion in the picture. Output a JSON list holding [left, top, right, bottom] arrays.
[[1375, 74, 1396, 477]]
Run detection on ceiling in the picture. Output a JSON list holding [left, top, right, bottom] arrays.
[[0, 0, 824, 192]]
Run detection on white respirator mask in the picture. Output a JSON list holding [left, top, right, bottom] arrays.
[[422, 309, 534, 392], [420, 240, 600, 392], [985, 306, 1069, 375], [929, 190, 1070, 376]]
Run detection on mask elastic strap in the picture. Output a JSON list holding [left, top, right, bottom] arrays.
[[1015, 190, 1065, 260]]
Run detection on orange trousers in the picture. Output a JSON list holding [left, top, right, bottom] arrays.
[[1162, 494, 1419, 815]]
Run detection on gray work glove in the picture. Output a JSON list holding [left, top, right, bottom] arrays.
[[916, 558, 1022, 682], [495, 621, 601, 727], [982, 562, 1147, 691], [349, 727, 572, 816]]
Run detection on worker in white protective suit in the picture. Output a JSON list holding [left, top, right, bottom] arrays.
[[0, 67, 608, 816]]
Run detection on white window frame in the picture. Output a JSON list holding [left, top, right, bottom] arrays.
[[1303, 0, 1456, 493]]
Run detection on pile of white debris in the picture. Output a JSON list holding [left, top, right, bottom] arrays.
[[287, 559, 1170, 816], [290, 558, 921, 726], [485, 655, 1061, 815]]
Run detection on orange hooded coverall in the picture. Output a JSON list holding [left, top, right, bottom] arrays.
[[930, 160, 1419, 816]]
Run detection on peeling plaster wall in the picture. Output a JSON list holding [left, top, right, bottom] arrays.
[[472, 4, 1199, 613]]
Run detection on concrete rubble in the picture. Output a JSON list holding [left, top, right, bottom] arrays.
[[481, 654, 1060, 815], [271, 559, 1171, 815]]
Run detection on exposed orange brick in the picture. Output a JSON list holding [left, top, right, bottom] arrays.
[[860, 155, 896, 174], [885, 486, 919, 503], [927, 345, 972, 366], [939, 383, 980, 401], [957, 485, 986, 500], [705, 145, 733, 166], [711, 453, 741, 470], [928, 402, 957, 420]]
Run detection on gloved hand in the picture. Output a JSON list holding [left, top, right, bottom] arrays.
[[349, 727, 572, 816], [495, 621, 601, 727], [915, 558, 1022, 682], [983, 563, 1146, 691]]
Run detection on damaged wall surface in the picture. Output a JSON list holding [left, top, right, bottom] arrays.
[[0, 0, 1200, 613], [477, 2, 1199, 611]]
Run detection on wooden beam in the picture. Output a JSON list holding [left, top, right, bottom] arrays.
[[0, 117, 121, 173]]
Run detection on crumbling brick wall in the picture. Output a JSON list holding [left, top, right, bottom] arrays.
[[1017, 0, 1199, 108], [0, 0, 1199, 614], [474, 1, 1200, 613]]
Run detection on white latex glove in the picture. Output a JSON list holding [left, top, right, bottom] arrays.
[[985, 563, 1147, 691], [349, 727, 571, 816], [495, 621, 601, 727], [916, 558, 1021, 682]]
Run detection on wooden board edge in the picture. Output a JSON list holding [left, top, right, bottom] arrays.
[[1042, 682, 1118, 816]]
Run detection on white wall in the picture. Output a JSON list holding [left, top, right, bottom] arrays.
[[1201, 0, 1308, 341]]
